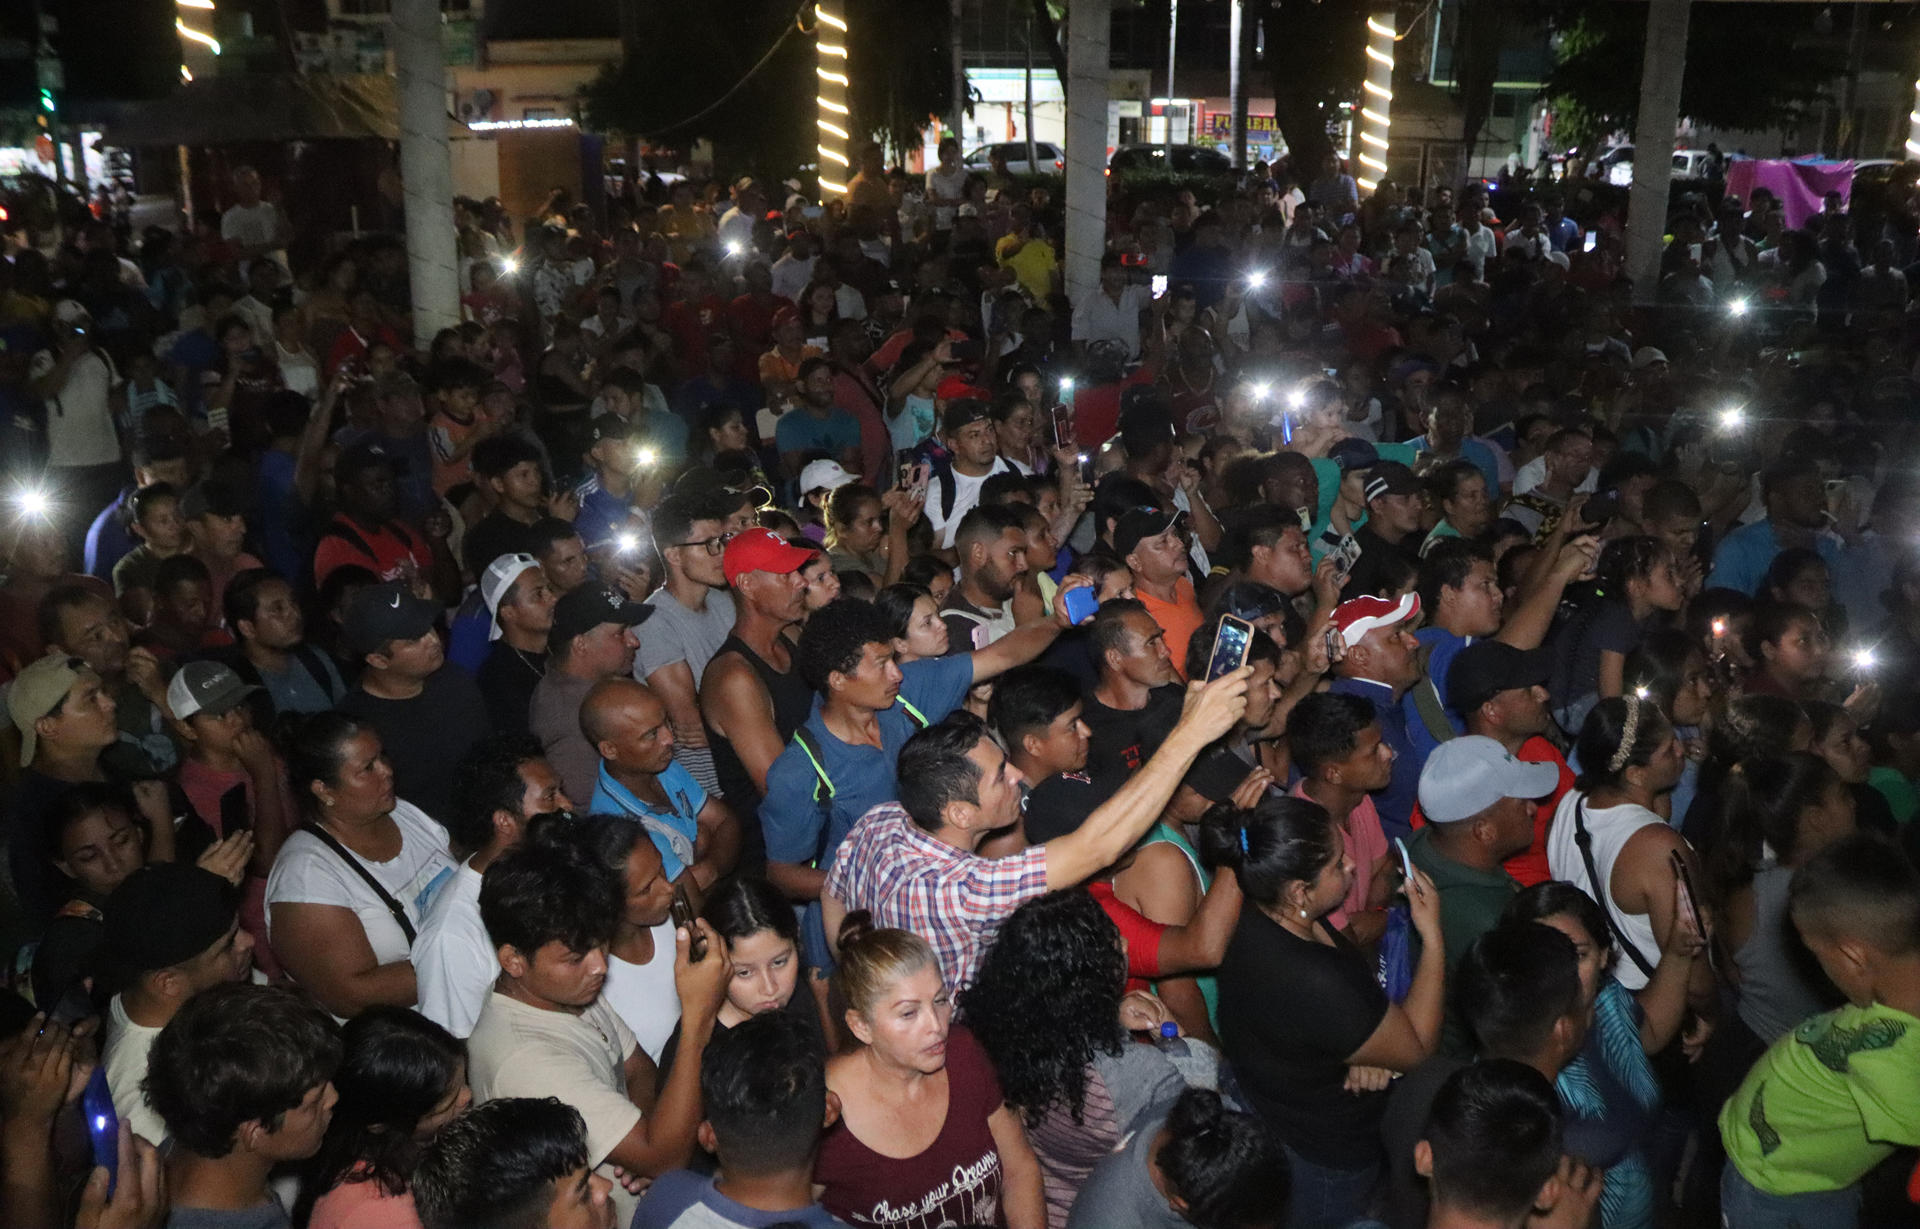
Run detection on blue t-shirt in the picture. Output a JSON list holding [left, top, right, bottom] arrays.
[[592, 759, 709, 882], [1407, 626, 1471, 761], [1706, 518, 1841, 596], [632, 1169, 847, 1228], [83, 486, 136, 581], [254, 449, 307, 587], [1330, 674, 1422, 842], [573, 474, 639, 551], [760, 654, 974, 963], [774, 406, 861, 459]]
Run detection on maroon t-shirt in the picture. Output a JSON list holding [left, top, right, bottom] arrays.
[[815, 1024, 1008, 1228]]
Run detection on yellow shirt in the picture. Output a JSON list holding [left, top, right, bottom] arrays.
[[996, 234, 1059, 302]]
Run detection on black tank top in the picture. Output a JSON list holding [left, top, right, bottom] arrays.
[[707, 633, 816, 870]]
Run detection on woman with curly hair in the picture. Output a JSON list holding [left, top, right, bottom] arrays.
[[960, 891, 1205, 1226]]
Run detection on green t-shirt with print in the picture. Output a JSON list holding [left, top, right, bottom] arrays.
[[1719, 1001, 1920, 1195]]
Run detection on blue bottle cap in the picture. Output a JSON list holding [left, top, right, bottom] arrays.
[[1159, 1021, 1179, 1039]]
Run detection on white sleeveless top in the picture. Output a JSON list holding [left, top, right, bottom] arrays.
[[1545, 790, 1665, 991]]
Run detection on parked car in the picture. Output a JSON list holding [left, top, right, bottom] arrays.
[[1108, 143, 1234, 175], [964, 142, 1065, 176]]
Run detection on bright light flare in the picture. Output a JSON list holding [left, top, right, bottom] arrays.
[[635, 447, 658, 469], [616, 532, 640, 555], [1287, 388, 1307, 410], [725, 241, 745, 258], [1718, 407, 1744, 431], [1058, 376, 1075, 393], [500, 257, 519, 275], [1728, 298, 1750, 318], [1251, 381, 1271, 401], [1245, 269, 1268, 290], [1854, 648, 1877, 672], [14, 488, 49, 519]]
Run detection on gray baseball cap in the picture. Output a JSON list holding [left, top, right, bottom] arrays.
[[1417, 735, 1561, 823]]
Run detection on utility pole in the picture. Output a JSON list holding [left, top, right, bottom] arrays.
[[1624, 0, 1690, 307], [392, 0, 461, 340], [1228, 0, 1248, 170], [1164, 0, 1179, 157], [952, 0, 966, 142], [1065, 0, 1112, 305]]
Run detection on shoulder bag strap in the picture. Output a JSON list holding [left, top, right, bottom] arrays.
[[306, 822, 417, 945], [1570, 798, 1656, 980]]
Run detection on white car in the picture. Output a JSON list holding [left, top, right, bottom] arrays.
[[964, 142, 1065, 176]]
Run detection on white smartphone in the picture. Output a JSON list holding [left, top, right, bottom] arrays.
[[1151, 274, 1169, 296], [1394, 836, 1415, 882]]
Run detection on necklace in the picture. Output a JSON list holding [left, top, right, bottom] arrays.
[[509, 646, 544, 679]]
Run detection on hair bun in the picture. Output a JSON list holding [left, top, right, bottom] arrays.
[[837, 908, 876, 951]]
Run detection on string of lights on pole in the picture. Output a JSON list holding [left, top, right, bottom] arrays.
[[815, 1, 851, 199], [1355, 12, 1395, 193], [1907, 77, 1920, 160], [176, 0, 220, 83]]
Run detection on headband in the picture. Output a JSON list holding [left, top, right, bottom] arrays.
[[1607, 697, 1643, 775]]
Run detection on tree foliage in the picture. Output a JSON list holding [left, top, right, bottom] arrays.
[[1542, 3, 1842, 153], [1254, 0, 1369, 171], [581, 0, 951, 185]]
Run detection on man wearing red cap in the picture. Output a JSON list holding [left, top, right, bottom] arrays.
[[699, 529, 820, 853], [1328, 592, 1428, 841]]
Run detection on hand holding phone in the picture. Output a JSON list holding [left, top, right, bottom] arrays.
[[1061, 586, 1100, 626], [1668, 850, 1714, 967], [670, 887, 707, 963], [1204, 615, 1255, 682], [1393, 836, 1415, 883]]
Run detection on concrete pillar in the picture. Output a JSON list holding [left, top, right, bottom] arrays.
[[951, 0, 966, 140], [1625, 0, 1691, 307], [391, 0, 461, 342], [1064, 0, 1112, 306], [1229, 0, 1248, 170]]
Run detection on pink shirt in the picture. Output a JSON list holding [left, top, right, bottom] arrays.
[[1292, 780, 1388, 932], [309, 1174, 422, 1229]]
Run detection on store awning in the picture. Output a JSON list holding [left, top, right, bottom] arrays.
[[97, 73, 402, 146]]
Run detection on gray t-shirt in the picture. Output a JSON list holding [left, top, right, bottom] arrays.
[[1064, 1110, 1187, 1229], [165, 1197, 291, 1229], [530, 670, 600, 804], [636, 587, 737, 685]]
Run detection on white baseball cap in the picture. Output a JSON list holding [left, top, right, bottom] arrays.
[[480, 553, 540, 641], [799, 459, 857, 496]]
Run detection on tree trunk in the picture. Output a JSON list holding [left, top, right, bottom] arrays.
[[1030, 0, 1069, 85]]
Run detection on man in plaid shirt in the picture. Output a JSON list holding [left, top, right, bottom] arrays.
[[822, 669, 1251, 989]]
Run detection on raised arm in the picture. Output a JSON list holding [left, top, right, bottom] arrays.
[[1042, 669, 1251, 888], [966, 575, 1092, 682], [604, 921, 729, 1176], [1345, 865, 1446, 1071]]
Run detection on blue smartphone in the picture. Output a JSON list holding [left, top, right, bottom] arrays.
[[82, 1065, 118, 1195], [1061, 587, 1100, 626]]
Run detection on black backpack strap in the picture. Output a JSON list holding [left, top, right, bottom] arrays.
[[1570, 797, 1658, 980], [290, 643, 343, 703], [306, 823, 417, 944]]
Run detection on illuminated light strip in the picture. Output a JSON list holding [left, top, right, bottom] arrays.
[[1358, 177, 1377, 191], [176, 19, 221, 52], [180, 64, 193, 82], [818, 96, 849, 115], [817, 118, 849, 139], [1362, 79, 1391, 100], [818, 145, 850, 165], [819, 175, 849, 194], [818, 42, 848, 57], [1910, 79, 1920, 173], [1360, 107, 1390, 126], [815, 5, 847, 31], [177, 0, 215, 9], [1358, 152, 1388, 172], [1365, 45, 1393, 67], [816, 67, 848, 85], [1366, 16, 1393, 37], [467, 117, 577, 130], [1359, 130, 1388, 148]]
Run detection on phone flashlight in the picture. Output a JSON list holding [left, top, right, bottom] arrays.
[[1728, 298, 1750, 318], [1854, 648, 1877, 672], [500, 257, 519, 276], [1711, 617, 1728, 638], [1717, 407, 1744, 431], [616, 532, 640, 555], [1633, 685, 1651, 701], [13, 488, 49, 519], [1287, 388, 1308, 410], [1058, 376, 1075, 394], [726, 241, 745, 258], [635, 446, 658, 469], [1251, 381, 1271, 401], [1245, 269, 1268, 290]]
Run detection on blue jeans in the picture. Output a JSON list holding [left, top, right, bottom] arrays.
[[1720, 1159, 1860, 1229], [1282, 1143, 1379, 1229]]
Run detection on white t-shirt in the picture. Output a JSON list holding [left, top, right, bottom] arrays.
[[467, 990, 642, 1226], [265, 800, 457, 979], [221, 201, 289, 275], [925, 167, 969, 230], [770, 254, 816, 301], [1512, 455, 1598, 497], [924, 456, 1017, 549], [411, 862, 494, 1039], [103, 995, 166, 1147], [1070, 284, 1151, 359], [29, 348, 122, 468], [601, 919, 682, 1062]]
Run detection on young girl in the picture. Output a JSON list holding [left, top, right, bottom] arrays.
[[1743, 600, 1833, 701], [1548, 536, 1685, 732]]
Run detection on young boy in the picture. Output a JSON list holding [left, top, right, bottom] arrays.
[[112, 482, 189, 626], [135, 554, 232, 661], [1719, 832, 1920, 1228], [182, 479, 265, 618], [427, 356, 499, 497], [413, 1099, 615, 1229], [143, 982, 341, 1228], [632, 1012, 843, 1229]]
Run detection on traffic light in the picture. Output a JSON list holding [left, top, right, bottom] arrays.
[[38, 88, 55, 113]]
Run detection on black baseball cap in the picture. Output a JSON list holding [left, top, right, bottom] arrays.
[[587, 413, 633, 445], [1447, 641, 1553, 714], [1364, 460, 1422, 502], [343, 581, 440, 656], [104, 863, 238, 974], [551, 583, 653, 644], [1112, 506, 1189, 559]]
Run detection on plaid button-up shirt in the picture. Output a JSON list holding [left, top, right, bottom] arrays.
[[823, 802, 1051, 990]]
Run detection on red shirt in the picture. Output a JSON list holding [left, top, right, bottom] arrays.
[[1088, 881, 1166, 993], [313, 514, 432, 587], [1409, 734, 1573, 887], [1072, 366, 1157, 448], [324, 324, 404, 379], [665, 295, 731, 374]]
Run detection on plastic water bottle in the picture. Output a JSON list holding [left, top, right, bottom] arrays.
[[1155, 1020, 1190, 1058]]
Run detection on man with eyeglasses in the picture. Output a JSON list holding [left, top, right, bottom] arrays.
[[5, 653, 137, 931], [638, 492, 738, 796]]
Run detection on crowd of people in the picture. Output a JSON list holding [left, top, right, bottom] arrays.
[[0, 135, 1919, 1229]]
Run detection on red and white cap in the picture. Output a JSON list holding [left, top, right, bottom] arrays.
[[1330, 592, 1421, 649]]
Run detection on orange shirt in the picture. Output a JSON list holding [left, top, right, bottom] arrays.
[[1135, 577, 1204, 680]]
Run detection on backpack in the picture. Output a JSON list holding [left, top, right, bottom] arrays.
[[789, 699, 929, 866]]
